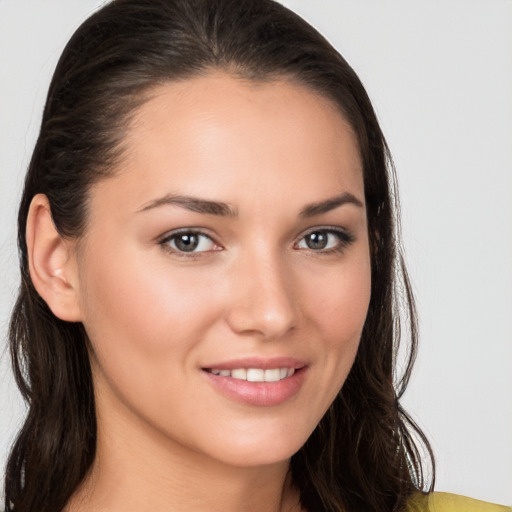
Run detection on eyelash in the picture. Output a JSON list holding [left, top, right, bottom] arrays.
[[158, 226, 355, 257], [295, 226, 355, 254], [159, 228, 220, 257]]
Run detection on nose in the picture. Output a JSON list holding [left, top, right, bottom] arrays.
[[225, 250, 298, 340]]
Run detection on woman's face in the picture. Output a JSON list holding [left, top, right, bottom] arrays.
[[74, 73, 371, 467]]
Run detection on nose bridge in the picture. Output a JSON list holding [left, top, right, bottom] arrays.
[[226, 243, 297, 339]]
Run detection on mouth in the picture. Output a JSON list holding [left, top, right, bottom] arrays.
[[203, 367, 296, 382], [201, 361, 307, 406]]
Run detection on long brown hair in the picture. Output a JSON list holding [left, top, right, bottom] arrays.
[[4, 1, 434, 510]]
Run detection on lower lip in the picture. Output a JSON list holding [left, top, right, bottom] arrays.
[[202, 368, 306, 407]]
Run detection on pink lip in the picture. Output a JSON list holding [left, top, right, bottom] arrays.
[[201, 357, 307, 407], [202, 356, 306, 371]]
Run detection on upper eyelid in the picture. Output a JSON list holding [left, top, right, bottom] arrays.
[[158, 227, 217, 243], [301, 225, 347, 234], [297, 225, 353, 239]]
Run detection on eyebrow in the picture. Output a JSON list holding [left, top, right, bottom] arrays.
[[137, 191, 363, 217], [299, 192, 364, 217], [137, 194, 237, 217]]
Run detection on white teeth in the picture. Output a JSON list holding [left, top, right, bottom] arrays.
[[264, 368, 281, 382], [246, 368, 264, 382], [208, 367, 296, 382], [230, 368, 247, 380]]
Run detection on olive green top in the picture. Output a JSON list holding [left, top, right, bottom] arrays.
[[407, 492, 511, 512]]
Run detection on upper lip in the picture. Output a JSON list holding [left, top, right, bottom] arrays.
[[201, 356, 306, 371]]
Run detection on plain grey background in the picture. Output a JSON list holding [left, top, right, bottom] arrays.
[[1, 0, 511, 506]]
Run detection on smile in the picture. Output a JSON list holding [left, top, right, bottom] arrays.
[[202, 363, 306, 406], [205, 368, 295, 382]]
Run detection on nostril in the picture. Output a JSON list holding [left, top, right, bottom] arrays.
[[225, 305, 297, 339]]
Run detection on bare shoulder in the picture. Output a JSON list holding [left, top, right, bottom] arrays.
[[406, 492, 511, 512]]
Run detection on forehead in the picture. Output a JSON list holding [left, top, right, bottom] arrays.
[[91, 73, 364, 217]]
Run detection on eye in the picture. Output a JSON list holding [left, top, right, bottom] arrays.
[[160, 230, 219, 254], [296, 228, 354, 252]]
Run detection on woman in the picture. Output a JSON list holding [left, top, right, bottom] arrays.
[[3, 1, 509, 511]]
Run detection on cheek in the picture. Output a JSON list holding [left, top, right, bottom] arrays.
[[77, 249, 230, 441], [310, 259, 371, 343], [303, 251, 371, 389], [78, 248, 221, 370]]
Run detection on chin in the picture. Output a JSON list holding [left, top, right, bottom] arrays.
[[195, 421, 312, 469], [211, 445, 299, 469]]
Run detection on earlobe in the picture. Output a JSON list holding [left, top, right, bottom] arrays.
[[26, 194, 83, 322]]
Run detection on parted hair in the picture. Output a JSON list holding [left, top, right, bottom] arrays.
[[4, 1, 434, 511]]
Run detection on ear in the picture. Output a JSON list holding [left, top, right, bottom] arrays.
[[26, 194, 83, 322]]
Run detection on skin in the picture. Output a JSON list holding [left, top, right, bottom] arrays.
[[28, 73, 371, 511]]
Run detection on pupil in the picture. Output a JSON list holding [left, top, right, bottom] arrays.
[[176, 233, 198, 252], [307, 232, 327, 250]]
